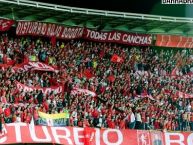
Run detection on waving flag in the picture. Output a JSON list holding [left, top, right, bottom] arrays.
[[37, 111, 69, 127], [171, 66, 178, 76], [71, 88, 96, 97], [0, 19, 14, 31], [111, 54, 124, 63], [107, 75, 115, 82], [83, 69, 94, 79]]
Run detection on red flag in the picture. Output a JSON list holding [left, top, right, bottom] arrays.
[[171, 66, 178, 76], [84, 127, 96, 145], [83, 69, 93, 79], [6, 58, 15, 65], [107, 75, 115, 82], [0, 19, 14, 31], [111, 54, 124, 63]]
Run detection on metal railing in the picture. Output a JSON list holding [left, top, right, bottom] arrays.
[[0, 0, 193, 23]]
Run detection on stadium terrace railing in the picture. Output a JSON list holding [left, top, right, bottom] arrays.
[[0, 0, 193, 23]]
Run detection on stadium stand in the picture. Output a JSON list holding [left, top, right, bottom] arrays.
[[0, 0, 192, 145], [0, 32, 192, 131]]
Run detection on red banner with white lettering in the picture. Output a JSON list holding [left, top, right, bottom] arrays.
[[16, 21, 152, 46], [16, 81, 63, 94], [0, 19, 14, 31], [1, 123, 193, 145], [13, 61, 59, 73], [156, 34, 193, 48], [83, 28, 152, 46], [71, 87, 96, 97], [16, 21, 84, 39], [0, 61, 59, 73]]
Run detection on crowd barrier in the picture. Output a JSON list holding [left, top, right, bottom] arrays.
[[0, 123, 193, 145]]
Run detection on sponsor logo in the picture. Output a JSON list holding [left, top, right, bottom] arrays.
[[137, 130, 150, 145], [162, 0, 193, 4]]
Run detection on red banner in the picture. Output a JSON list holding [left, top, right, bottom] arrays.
[[0, 19, 14, 31], [16, 21, 152, 46], [111, 54, 124, 63], [0, 61, 59, 73], [0, 64, 11, 70], [137, 94, 155, 100], [156, 34, 193, 48], [83, 29, 152, 46], [16, 21, 84, 39], [71, 88, 96, 97], [13, 61, 59, 73], [1, 123, 193, 144], [16, 81, 63, 94]]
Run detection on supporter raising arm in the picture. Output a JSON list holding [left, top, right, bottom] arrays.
[[0, 33, 192, 132]]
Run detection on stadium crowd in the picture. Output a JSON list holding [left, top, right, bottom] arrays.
[[0, 33, 193, 132]]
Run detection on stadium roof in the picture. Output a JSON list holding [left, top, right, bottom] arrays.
[[1, 0, 193, 36]]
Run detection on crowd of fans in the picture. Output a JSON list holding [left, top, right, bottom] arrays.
[[0, 32, 192, 132]]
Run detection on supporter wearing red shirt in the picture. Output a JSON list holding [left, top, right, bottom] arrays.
[[83, 118, 90, 127], [92, 109, 99, 119], [154, 118, 160, 130], [107, 118, 115, 129], [25, 113, 32, 123], [119, 118, 126, 129]]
